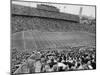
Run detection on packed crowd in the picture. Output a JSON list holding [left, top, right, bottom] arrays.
[[11, 15, 96, 33], [13, 47, 96, 74]]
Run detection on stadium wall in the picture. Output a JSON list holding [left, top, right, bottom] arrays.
[[11, 4, 96, 33]]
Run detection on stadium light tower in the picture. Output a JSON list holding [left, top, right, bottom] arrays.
[[79, 7, 83, 23]]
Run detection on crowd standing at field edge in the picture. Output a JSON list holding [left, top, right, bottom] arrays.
[[13, 47, 96, 74]]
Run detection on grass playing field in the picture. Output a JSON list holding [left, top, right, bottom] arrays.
[[11, 30, 96, 50]]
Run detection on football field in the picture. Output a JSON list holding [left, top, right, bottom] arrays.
[[11, 30, 96, 50]]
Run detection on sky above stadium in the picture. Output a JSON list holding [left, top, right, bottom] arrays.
[[12, 0, 96, 18]]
